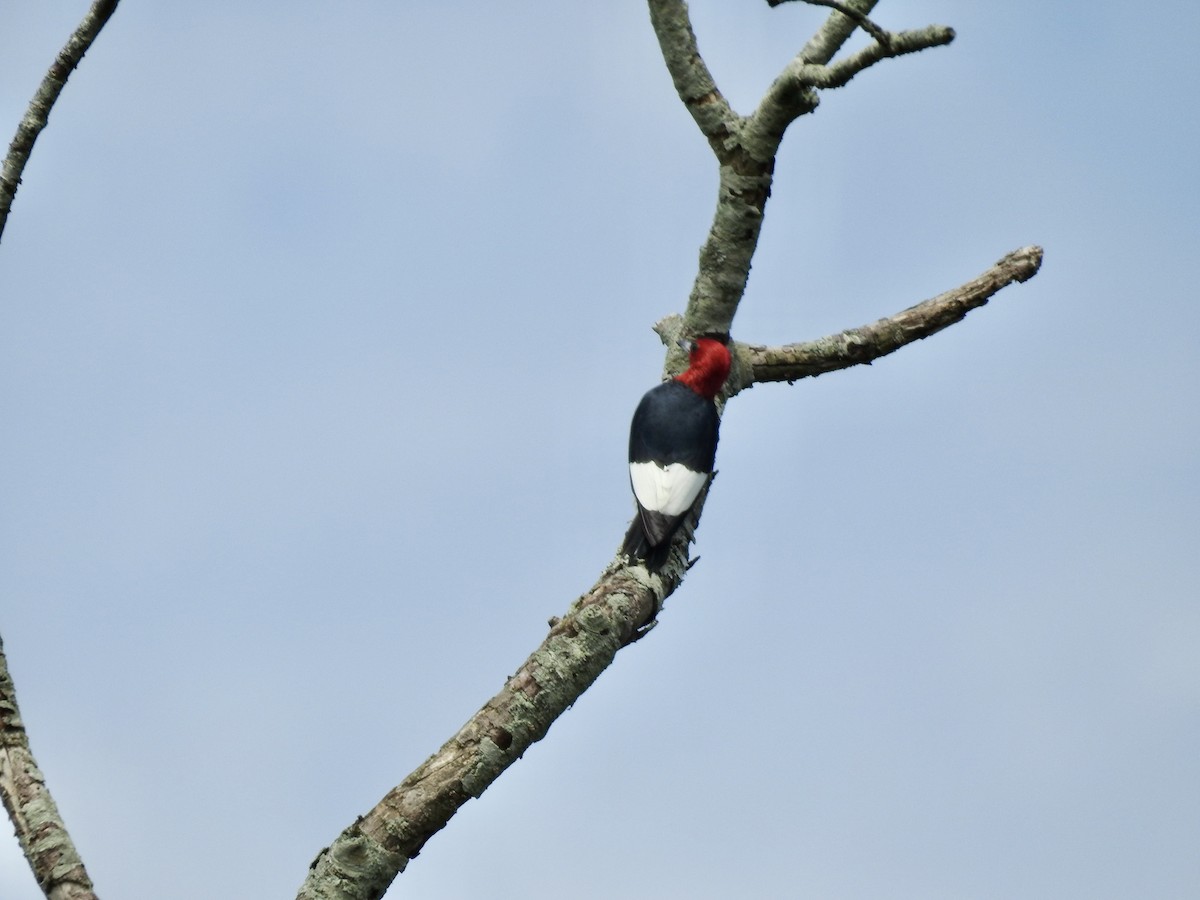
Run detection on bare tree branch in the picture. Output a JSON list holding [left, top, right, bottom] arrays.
[[646, 1, 775, 340], [646, 0, 740, 150], [0, 637, 99, 900], [751, 4, 953, 142], [733, 246, 1044, 391], [794, 0, 879, 66], [788, 24, 955, 91], [296, 558, 686, 899], [0, 3, 1039, 898], [1, 5, 121, 895], [0, 0, 121, 247], [648, 0, 954, 343], [295, 245, 1046, 900]]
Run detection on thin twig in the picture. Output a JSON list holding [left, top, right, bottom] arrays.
[[0, 0, 121, 246], [775, 0, 893, 47]]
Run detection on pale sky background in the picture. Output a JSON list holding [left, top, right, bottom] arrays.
[[1, 2, 1197, 898]]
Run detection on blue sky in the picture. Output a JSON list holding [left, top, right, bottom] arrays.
[[2, 2, 1197, 898]]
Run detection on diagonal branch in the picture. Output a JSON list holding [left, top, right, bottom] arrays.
[[0, 0, 121, 247], [647, 0, 954, 338], [733, 246, 1044, 391], [0, 637, 99, 900], [793, 0, 880, 66], [296, 558, 683, 899], [646, 0, 741, 151]]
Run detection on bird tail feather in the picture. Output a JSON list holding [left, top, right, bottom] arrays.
[[622, 518, 673, 572]]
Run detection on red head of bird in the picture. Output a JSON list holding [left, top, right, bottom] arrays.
[[675, 337, 732, 399]]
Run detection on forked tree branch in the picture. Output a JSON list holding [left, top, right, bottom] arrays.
[[0, 0, 120, 246], [785, 24, 955, 92], [0, 638, 98, 900], [297, 4, 1034, 899], [750, 3, 952, 144], [0, 3, 1039, 899]]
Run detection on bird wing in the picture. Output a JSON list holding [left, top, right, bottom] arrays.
[[629, 461, 708, 517]]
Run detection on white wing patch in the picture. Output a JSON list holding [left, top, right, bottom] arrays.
[[629, 461, 707, 516]]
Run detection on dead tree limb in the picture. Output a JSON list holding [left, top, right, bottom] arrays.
[[296, 3, 1033, 898], [0, 638, 99, 900], [0, 2, 121, 896], [0, 0, 120, 246], [732, 246, 1044, 392]]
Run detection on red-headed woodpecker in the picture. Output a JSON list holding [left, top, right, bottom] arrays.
[[623, 336, 732, 569]]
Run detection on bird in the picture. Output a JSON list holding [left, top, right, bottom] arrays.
[[623, 335, 732, 570]]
